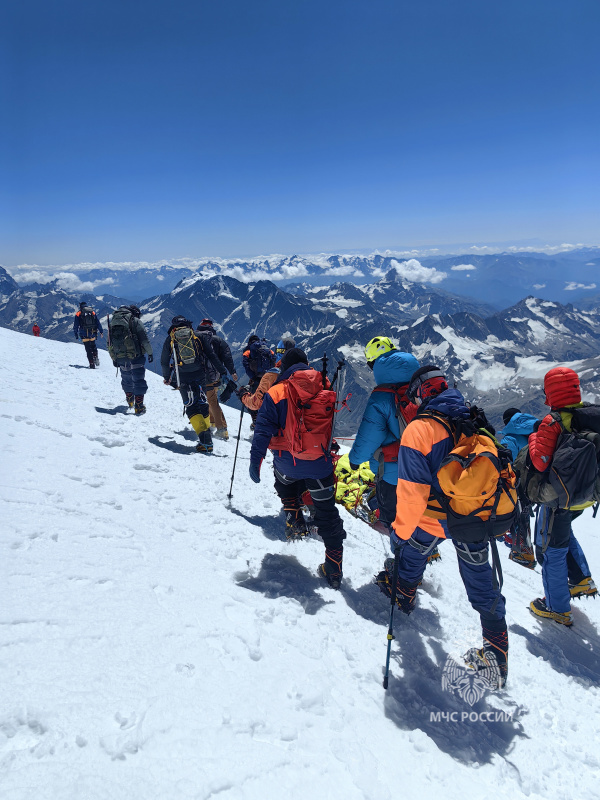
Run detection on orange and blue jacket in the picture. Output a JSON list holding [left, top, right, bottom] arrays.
[[392, 389, 471, 542], [250, 362, 334, 479]]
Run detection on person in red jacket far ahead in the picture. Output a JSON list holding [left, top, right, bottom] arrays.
[[528, 367, 597, 626], [32, 323, 41, 337]]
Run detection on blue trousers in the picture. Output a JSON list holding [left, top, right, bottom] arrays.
[[119, 357, 148, 396], [535, 506, 591, 613], [391, 526, 506, 626]]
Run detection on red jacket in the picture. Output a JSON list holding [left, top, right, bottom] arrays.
[[32, 325, 40, 336]]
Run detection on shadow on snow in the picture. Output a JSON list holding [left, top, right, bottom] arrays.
[[511, 608, 600, 687], [148, 435, 198, 455], [95, 405, 130, 415], [236, 552, 332, 615]]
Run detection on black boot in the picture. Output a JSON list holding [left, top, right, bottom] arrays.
[[318, 547, 343, 589]]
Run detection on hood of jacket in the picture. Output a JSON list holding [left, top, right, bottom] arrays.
[[502, 412, 538, 437], [422, 388, 471, 421], [373, 350, 419, 387], [276, 362, 310, 384]]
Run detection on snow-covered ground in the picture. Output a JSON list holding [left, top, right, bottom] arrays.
[[2, 327, 600, 800]]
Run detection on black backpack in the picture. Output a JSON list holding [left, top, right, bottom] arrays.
[[249, 339, 274, 375], [516, 405, 600, 510], [80, 306, 97, 334]]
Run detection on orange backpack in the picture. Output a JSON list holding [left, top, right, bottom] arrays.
[[434, 421, 518, 542], [269, 369, 336, 461]]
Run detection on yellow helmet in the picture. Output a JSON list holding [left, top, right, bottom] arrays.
[[364, 336, 395, 364]]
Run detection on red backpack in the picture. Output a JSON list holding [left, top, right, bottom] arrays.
[[269, 369, 336, 461], [371, 383, 417, 470]]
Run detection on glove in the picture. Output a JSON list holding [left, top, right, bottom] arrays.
[[148, 354, 154, 363], [349, 461, 360, 471], [249, 463, 261, 484], [237, 385, 250, 400]]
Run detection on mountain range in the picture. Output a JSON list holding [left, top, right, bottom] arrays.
[[2, 262, 599, 436], [7, 246, 600, 308]]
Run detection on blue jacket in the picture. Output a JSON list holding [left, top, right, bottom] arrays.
[[251, 362, 334, 479], [500, 412, 538, 461], [348, 351, 419, 485]]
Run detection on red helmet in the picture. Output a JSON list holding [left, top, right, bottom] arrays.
[[543, 367, 581, 408]]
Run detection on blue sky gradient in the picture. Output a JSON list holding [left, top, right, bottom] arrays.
[[2, 0, 599, 264]]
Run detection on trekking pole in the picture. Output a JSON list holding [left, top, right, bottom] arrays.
[[383, 545, 401, 690], [227, 405, 245, 500], [326, 358, 347, 454]]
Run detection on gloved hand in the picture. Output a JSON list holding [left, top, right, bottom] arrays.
[[112, 361, 118, 368], [237, 385, 250, 400], [148, 354, 154, 363], [249, 462, 261, 484]]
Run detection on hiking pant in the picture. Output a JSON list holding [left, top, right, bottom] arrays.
[[119, 356, 148, 396], [392, 527, 506, 628], [376, 479, 397, 532], [178, 378, 212, 445], [206, 382, 227, 429], [535, 506, 591, 613], [274, 469, 346, 573], [83, 339, 98, 365]]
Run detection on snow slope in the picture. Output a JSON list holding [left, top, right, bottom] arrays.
[[2, 328, 600, 800]]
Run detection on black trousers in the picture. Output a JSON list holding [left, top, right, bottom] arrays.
[[178, 379, 210, 422], [83, 339, 98, 364], [376, 479, 397, 531], [273, 469, 346, 552]]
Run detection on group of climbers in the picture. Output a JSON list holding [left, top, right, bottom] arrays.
[[159, 316, 235, 452], [335, 338, 598, 689], [71, 300, 598, 688]]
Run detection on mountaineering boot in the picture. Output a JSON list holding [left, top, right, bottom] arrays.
[[463, 635, 508, 691], [89, 362, 95, 369], [214, 427, 229, 441], [94, 354, 100, 366], [509, 548, 536, 569], [282, 495, 308, 540], [134, 395, 146, 416], [374, 559, 417, 614], [569, 577, 597, 599], [318, 547, 343, 590], [125, 392, 135, 408], [285, 511, 308, 541], [529, 597, 573, 626], [195, 429, 213, 454]]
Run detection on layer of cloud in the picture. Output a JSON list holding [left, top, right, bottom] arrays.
[[565, 282, 597, 291], [388, 258, 447, 284], [533, 283, 546, 289], [17, 270, 115, 293], [451, 264, 476, 271]]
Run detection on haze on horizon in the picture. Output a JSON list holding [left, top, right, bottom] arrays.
[[2, 0, 598, 266]]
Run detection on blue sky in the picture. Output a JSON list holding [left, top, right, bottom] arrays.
[[2, 0, 599, 265]]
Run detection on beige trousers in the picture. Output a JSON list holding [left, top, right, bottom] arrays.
[[206, 384, 227, 429]]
